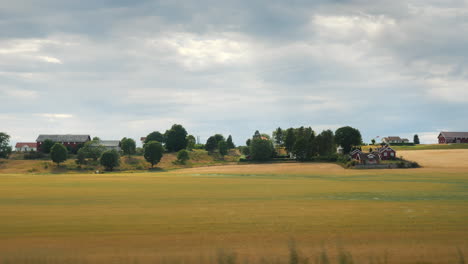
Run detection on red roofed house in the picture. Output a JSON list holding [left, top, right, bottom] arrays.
[[378, 146, 396, 160], [15, 142, 37, 152], [438, 132, 468, 144]]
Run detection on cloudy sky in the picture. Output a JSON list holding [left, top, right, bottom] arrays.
[[1, 0, 467, 146]]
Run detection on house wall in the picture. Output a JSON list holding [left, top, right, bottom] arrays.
[[439, 137, 468, 144], [37, 141, 84, 151]]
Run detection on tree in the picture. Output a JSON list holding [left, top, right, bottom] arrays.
[[50, 143, 67, 166], [121, 137, 136, 157], [293, 136, 309, 161], [92, 137, 101, 141], [41, 139, 55, 154], [100, 150, 120, 171], [414, 134, 420, 144], [226, 135, 235, 149], [0, 132, 12, 159], [371, 139, 376, 145], [205, 134, 225, 152], [316, 130, 335, 156], [145, 131, 164, 144], [176, 149, 190, 164], [306, 131, 317, 159], [246, 139, 251, 146], [205, 136, 218, 152], [334, 126, 362, 154], [80, 139, 106, 161], [144, 141, 164, 168], [76, 148, 87, 165], [186, 135, 196, 150], [284, 128, 296, 154], [218, 140, 228, 157], [273, 127, 284, 146], [250, 138, 274, 161], [253, 130, 261, 139], [164, 124, 188, 152]]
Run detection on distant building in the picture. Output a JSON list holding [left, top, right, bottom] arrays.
[[97, 140, 121, 151], [378, 146, 396, 160], [382, 136, 410, 144], [15, 142, 37, 152], [350, 149, 362, 160], [438, 132, 468, 144], [336, 146, 344, 154], [356, 152, 381, 165], [140, 137, 146, 143], [36, 134, 91, 151]]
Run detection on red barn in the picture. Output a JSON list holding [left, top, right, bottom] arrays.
[[438, 132, 468, 144], [350, 149, 362, 160], [378, 146, 396, 160], [36, 135, 91, 152]]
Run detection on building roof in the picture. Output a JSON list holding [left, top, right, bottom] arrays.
[[439, 132, 468, 138], [384, 136, 402, 141], [99, 140, 120, 147], [140, 137, 146, 142], [15, 142, 37, 148], [36, 135, 91, 142], [358, 152, 380, 161], [378, 146, 395, 153]]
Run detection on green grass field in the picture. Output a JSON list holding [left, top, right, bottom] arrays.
[[0, 160, 467, 263]]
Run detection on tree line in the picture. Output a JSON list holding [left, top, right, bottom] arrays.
[[0, 124, 364, 169]]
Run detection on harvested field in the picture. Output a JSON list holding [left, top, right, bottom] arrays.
[[399, 149, 468, 169]]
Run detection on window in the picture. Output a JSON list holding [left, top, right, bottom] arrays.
[[384, 152, 388, 156], [390, 152, 394, 156]]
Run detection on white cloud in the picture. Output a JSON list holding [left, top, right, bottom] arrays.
[[426, 78, 468, 103], [151, 32, 251, 70], [34, 113, 73, 119], [37, 56, 62, 64], [3, 88, 38, 99]]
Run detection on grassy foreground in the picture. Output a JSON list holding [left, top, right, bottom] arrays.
[[0, 159, 467, 263]]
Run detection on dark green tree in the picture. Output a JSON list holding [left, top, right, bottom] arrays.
[[164, 124, 188, 152], [246, 138, 251, 146], [214, 134, 225, 142], [316, 130, 335, 156], [249, 138, 274, 161], [145, 131, 165, 144], [50, 143, 67, 166], [41, 139, 55, 154], [414, 134, 420, 144], [335, 126, 362, 154], [284, 128, 296, 154], [0, 132, 12, 159], [293, 136, 309, 161], [186, 135, 196, 150], [120, 137, 136, 157], [226, 135, 235, 149], [176, 149, 190, 164], [371, 139, 376, 145], [205, 136, 218, 152], [306, 131, 317, 159], [273, 127, 284, 146], [253, 130, 261, 139], [76, 148, 87, 165], [218, 140, 228, 157], [144, 141, 164, 168], [100, 150, 120, 171]]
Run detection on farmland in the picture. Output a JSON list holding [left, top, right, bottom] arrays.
[[0, 150, 467, 263]]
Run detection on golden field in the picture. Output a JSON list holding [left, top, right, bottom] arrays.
[[0, 150, 467, 263]]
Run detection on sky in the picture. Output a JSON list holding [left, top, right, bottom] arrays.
[[1, 0, 467, 146]]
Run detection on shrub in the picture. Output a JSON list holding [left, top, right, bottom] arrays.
[[24, 151, 46, 160], [176, 149, 190, 164], [100, 150, 120, 171], [50, 143, 67, 166]]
